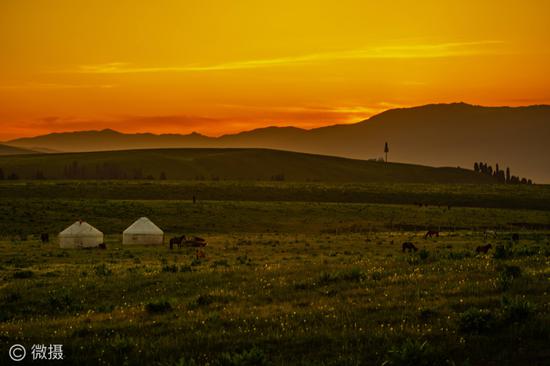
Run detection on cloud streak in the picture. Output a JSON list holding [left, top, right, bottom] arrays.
[[75, 40, 503, 74]]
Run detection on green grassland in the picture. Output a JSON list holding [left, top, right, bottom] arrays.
[[0, 148, 499, 183], [0, 180, 549, 365]]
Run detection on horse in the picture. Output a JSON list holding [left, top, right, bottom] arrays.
[[424, 230, 439, 239], [476, 243, 492, 254], [169, 235, 186, 249], [40, 233, 49, 244], [186, 237, 208, 247], [98, 243, 107, 250], [402, 242, 418, 252], [511, 233, 520, 242], [195, 250, 206, 259]]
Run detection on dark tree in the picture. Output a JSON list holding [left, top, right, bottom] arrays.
[[474, 162, 479, 172], [384, 142, 389, 163], [0, 168, 4, 180], [506, 167, 511, 183], [35, 170, 45, 180], [159, 171, 167, 180]]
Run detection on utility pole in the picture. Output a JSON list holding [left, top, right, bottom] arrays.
[[384, 142, 389, 163]]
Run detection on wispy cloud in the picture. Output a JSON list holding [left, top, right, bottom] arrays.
[[0, 83, 116, 90], [74, 40, 503, 74]]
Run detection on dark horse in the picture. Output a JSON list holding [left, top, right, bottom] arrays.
[[402, 242, 418, 252], [40, 233, 49, 244], [476, 243, 492, 254], [424, 230, 439, 239], [169, 235, 186, 249]]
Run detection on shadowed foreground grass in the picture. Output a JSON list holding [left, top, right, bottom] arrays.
[[1, 232, 549, 365]]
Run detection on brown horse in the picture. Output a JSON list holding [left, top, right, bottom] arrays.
[[196, 249, 206, 259], [186, 237, 208, 247], [424, 230, 439, 239], [476, 244, 492, 254], [402, 242, 418, 252], [169, 235, 186, 249]]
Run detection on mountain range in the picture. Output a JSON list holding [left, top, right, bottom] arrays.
[[4, 103, 550, 182]]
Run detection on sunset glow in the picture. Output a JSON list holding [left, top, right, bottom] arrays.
[[1, 0, 549, 140]]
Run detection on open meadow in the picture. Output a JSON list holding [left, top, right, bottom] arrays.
[[1, 181, 549, 365]]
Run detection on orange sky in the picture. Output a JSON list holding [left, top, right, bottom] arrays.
[[1, 0, 549, 140]]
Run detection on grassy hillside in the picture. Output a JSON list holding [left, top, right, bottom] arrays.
[[0, 143, 37, 156], [0, 148, 497, 183], [7, 103, 550, 182]]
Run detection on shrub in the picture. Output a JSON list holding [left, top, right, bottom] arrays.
[[172, 357, 198, 366], [418, 249, 429, 261], [338, 267, 366, 282], [212, 259, 230, 268], [145, 300, 173, 314], [13, 270, 34, 279], [214, 347, 268, 366], [94, 263, 112, 276], [418, 308, 438, 321], [493, 244, 511, 259], [496, 265, 522, 291], [458, 308, 495, 333], [162, 264, 178, 273], [48, 292, 80, 313], [496, 273, 512, 292], [499, 265, 522, 279], [179, 265, 193, 272], [447, 251, 471, 260], [317, 272, 338, 285], [501, 296, 536, 323], [383, 339, 437, 366], [236, 255, 252, 265]]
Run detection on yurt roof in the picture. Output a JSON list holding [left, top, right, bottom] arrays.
[[59, 221, 103, 237], [123, 217, 163, 235]]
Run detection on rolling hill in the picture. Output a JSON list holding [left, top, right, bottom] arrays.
[[5, 103, 550, 182], [0, 148, 498, 183], [0, 144, 37, 156]]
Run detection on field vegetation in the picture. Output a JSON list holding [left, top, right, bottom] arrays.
[[0, 180, 549, 365]]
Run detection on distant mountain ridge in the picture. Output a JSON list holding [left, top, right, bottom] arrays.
[[5, 103, 550, 182]]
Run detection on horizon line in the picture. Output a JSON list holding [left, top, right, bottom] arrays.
[[3, 101, 550, 142]]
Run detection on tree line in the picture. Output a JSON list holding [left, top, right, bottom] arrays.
[[0, 161, 168, 181], [473, 162, 532, 184]]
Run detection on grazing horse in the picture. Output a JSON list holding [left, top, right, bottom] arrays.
[[402, 242, 418, 252], [98, 243, 107, 250], [476, 243, 492, 254], [169, 235, 186, 249], [40, 233, 49, 244], [511, 233, 520, 242], [424, 230, 439, 239], [186, 237, 208, 247], [195, 250, 206, 259]]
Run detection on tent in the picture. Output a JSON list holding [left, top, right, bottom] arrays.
[[59, 221, 103, 248], [123, 217, 164, 245]]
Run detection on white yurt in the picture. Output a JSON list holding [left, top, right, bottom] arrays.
[[123, 217, 164, 245], [59, 221, 103, 248]]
